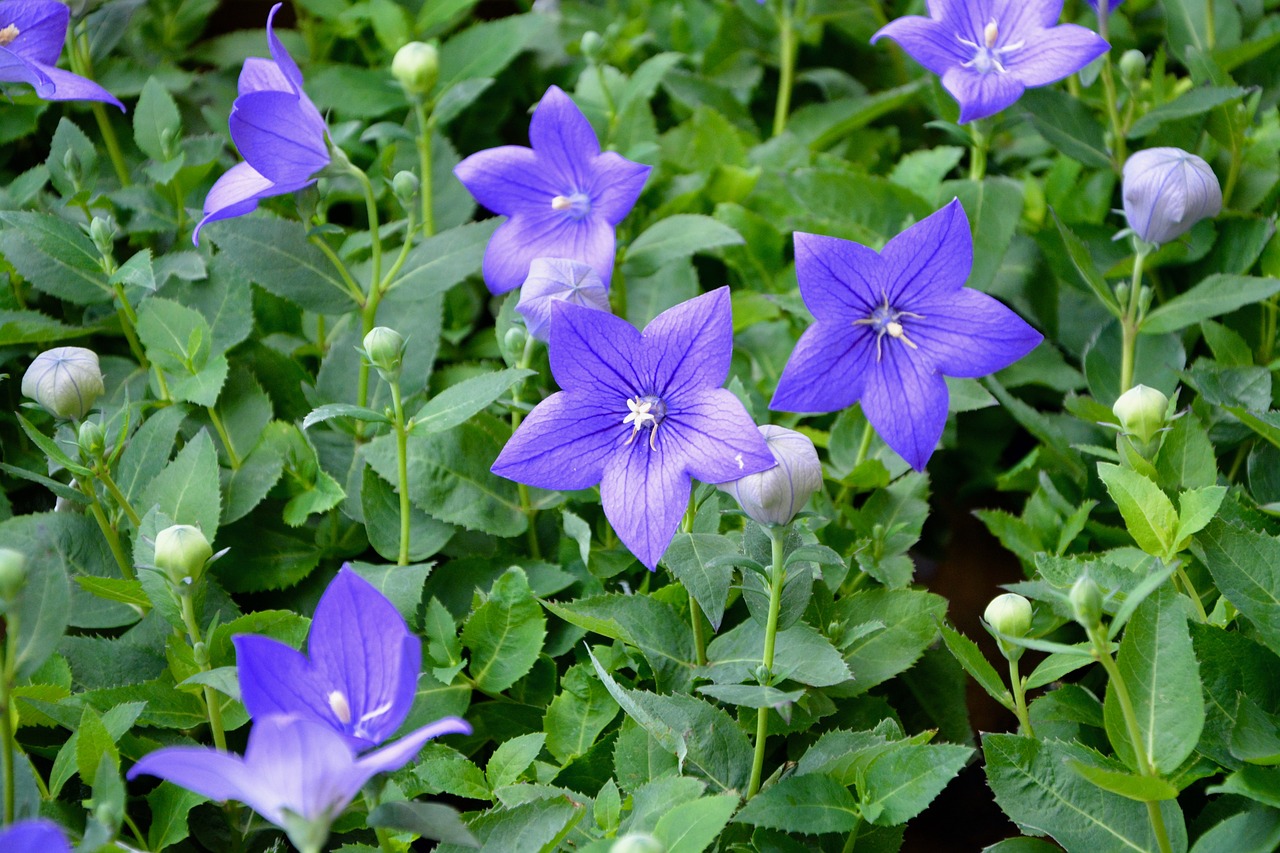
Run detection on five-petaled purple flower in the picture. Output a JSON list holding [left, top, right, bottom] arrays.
[[0, 0, 123, 110], [872, 0, 1108, 124], [234, 566, 419, 751], [193, 3, 329, 244], [0, 819, 72, 853], [770, 199, 1042, 471], [454, 85, 651, 295], [128, 714, 470, 853], [492, 288, 775, 569]]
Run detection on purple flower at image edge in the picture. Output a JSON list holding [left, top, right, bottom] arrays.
[[234, 566, 419, 750], [770, 199, 1043, 471], [454, 85, 651, 295], [193, 2, 329, 244], [492, 288, 776, 569], [128, 714, 470, 852], [0, 0, 123, 109], [0, 819, 72, 853], [871, 0, 1109, 123]]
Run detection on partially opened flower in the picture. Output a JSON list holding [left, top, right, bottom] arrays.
[[193, 3, 328, 244], [0, 0, 123, 110], [1122, 147, 1222, 246], [871, 0, 1108, 124], [234, 566, 419, 750], [516, 257, 611, 341], [0, 819, 72, 853], [454, 85, 651, 294], [492, 288, 775, 569], [770, 199, 1042, 471], [128, 714, 470, 853]]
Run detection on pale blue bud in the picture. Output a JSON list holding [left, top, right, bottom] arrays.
[[719, 425, 821, 527], [1122, 148, 1222, 245]]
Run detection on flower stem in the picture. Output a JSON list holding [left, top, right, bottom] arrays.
[[1173, 561, 1208, 623], [968, 119, 989, 181], [1097, 7, 1127, 170], [179, 592, 227, 752], [309, 235, 366, 305], [206, 407, 242, 470], [511, 334, 541, 558], [69, 33, 130, 187], [389, 378, 411, 566], [352, 166, 384, 294], [840, 817, 864, 853], [1008, 656, 1034, 737], [94, 464, 141, 528], [747, 527, 788, 798], [771, 0, 803, 137], [84, 484, 135, 581], [414, 101, 436, 238], [379, 208, 418, 294], [853, 418, 874, 469], [363, 790, 396, 853], [680, 492, 709, 666], [1118, 244, 1149, 394], [0, 611, 20, 824]]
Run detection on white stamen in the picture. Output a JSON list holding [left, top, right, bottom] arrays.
[[622, 396, 662, 450], [328, 690, 352, 725], [984, 20, 999, 49], [551, 195, 573, 211], [735, 453, 744, 470], [0, 24, 19, 47]]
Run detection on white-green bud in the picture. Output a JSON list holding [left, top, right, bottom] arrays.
[[1112, 384, 1168, 445], [391, 170, 419, 202], [21, 346, 105, 419], [89, 216, 116, 258], [392, 41, 438, 98], [984, 593, 1032, 638], [78, 420, 105, 460], [0, 548, 27, 602], [363, 327, 405, 376], [154, 524, 212, 585], [610, 833, 665, 853], [580, 31, 605, 61], [719, 425, 821, 527], [1070, 576, 1103, 630], [1119, 50, 1146, 89], [503, 324, 527, 355]]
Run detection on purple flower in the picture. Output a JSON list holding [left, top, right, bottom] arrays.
[[0, 0, 123, 110], [516, 257, 611, 342], [454, 85, 651, 295], [0, 819, 72, 853], [871, 0, 1108, 124], [492, 288, 775, 569], [769, 199, 1042, 471], [1122, 147, 1222, 246], [193, 3, 328, 244], [128, 714, 470, 853], [234, 566, 419, 750]]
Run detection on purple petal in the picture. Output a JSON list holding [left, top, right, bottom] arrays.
[[0, 820, 72, 853], [492, 390, 621, 490], [229, 90, 329, 185], [127, 746, 254, 807], [233, 634, 338, 728], [770, 322, 875, 413], [4, 0, 67, 66], [548, 299, 644, 399], [481, 210, 616, 295], [911, 288, 1043, 378], [941, 66, 1026, 124], [454, 145, 558, 215], [601, 438, 691, 570], [664, 388, 776, 483], [240, 716, 359, 825], [589, 151, 651, 224], [870, 16, 969, 76], [355, 717, 472, 779], [1010, 24, 1108, 87], [516, 258, 610, 342], [881, 198, 972, 306], [0, 46, 51, 92], [794, 232, 883, 321], [529, 85, 600, 189], [642, 288, 733, 400], [989, 0, 1062, 38], [265, 3, 304, 93], [193, 161, 277, 245], [860, 346, 949, 471], [238, 56, 292, 96]]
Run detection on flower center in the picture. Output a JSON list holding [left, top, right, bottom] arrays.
[[957, 19, 1023, 74], [853, 299, 924, 362], [0, 25, 19, 48], [328, 690, 352, 725], [550, 192, 591, 220], [622, 394, 666, 451]]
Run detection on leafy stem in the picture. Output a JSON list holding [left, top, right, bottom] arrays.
[[178, 591, 227, 752], [207, 406, 242, 470], [682, 492, 708, 667], [69, 32, 131, 187], [388, 377, 411, 566], [82, 481, 135, 581], [747, 526, 788, 798], [511, 334, 542, 558], [1119, 243, 1149, 394], [772, 0, 805, 137], [93, 463, 142, 528], [1096, 7, 1127, 170], [0, 610, 19, 823], [1008, 656, 1034, 737], [968, 118, 989, 181]]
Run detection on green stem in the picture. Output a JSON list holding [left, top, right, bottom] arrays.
[[1, 612, 19, 824], [679, 492, 709, 667], [352, 165, 384, 292], [309, 235, 367, 305], [379, 208, 418, 294], [389, 379, 411, 566], [1205, 0, 1216, 49], [95, 465, 141, 528], [179, 593, 226, 751], [112, 283, 148, 366], [69, 34, 130, 186], [853, 418, 874, 469], [414, 101, 436, 238], [1119, 245, 1148, 395], [1008, 656, 1034, 737], [771, 0, 801, 137], [594, 61, 619, 144], [1099, 55, 1127, 170], [968, 119, 989, 181], [1173, 563, 1208, 623], [511, 334, 541, 558], [206, 407, 242, 470], [85, 487, 135, 581], [840, 817, 864, 853], [747, 528, 788, 799], [364, 790, 396, 853]]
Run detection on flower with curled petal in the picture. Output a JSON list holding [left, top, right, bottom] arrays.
[[0, 0, 123, 110]]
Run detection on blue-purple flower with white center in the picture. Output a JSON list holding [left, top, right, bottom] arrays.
[[516, 257, 611, 342], [871, 0, 1108, 124], [454, 85, 651, 295], [1122, 147, 1222, 246], [128, 713, 470, 853], [0, 819, 72, 853], [233, 566, 419, 750], [492, 287, 775, 569], [0, 0, 123, 110], [769, 199, 1043, 471], [193, 3, 328, 244], [719, 425, 822, 528]]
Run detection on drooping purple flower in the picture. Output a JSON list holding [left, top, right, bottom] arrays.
[[492, 288, 775, 569], [0, 0, 123, 110], [193, 3, 328, 244], [0, 819, 72, 853], [516, 257, 611, 342], [871, 0, 1108, 124], [770, 199, 1042, 471], [128, 714, 470, 853], [233, 566, 419, 750], [1122, 147, 1222, 246], [454, 85, 651, 295]]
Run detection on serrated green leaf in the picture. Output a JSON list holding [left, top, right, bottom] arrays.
[[143, 429, 221, 536], [939, 623, 1013, 710], [653, 793, 739, 853], [1096, 463, 1176, 558], [1068, 761, 1179, 801], [412, 368, 534, 434], [486, 733, 546, 789], [207, 217, 359, 314], [859, 742, 973, 825], [544, 663, 619, 764], [1143, 275, 1280, 335], [133, 77, 182, 162], [734, 774, 861, 834], [462, 568, 546, 693], [1193, 522, 1280, 657]]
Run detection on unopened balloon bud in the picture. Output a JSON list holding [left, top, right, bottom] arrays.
[[984, 592, 1032, 661], [391, 170, 419, 203], [1112, 384, 1168, 445], [580, 31, 605, 61], [154, 524, 212, 585], [363, 327, 405, 378], [392, 41, 438, 98], [503, 324, 527, 355], [1070, 576, 1104, 630], [90, 216, 116, 258], [719, 425, 821, 528], [21, 346, 105, 420], [1119, 50, 1146, 90], [78, 419, 105, 460], [0, 549, 27, 602], [1122, 147, 1222, 246], [610, 833, 665, 853]]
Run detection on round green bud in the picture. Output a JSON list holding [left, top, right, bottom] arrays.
[[89, 216, 116, 257], [154, 524, 212, 585], [78, 419, 105, 460], [363, 327, 405, 376], [580, 31, 605, 60], [1070, 576, 1104, 630], [392, 170, 419, 202], [392, 41, 439, 98], [1119, 49, 1146, 88], [610, 833, 665, 853], [0, 549, 27, 601], [503, 324, 527, 356], [1112, 384, 1169, 445], [21, 346, 105, 420], [984, 593, 1033, 639]]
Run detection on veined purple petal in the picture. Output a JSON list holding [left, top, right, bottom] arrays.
[[230, 90, 329, 185], [29, 61, 125, 110], [1009, 24, 1108, 87], [491, 391, 621, 490], [770, 322, 875, 414], [794, 232, 883, 320], [601, 438, 691, 570], [664, 388, 775, 484], [870, 16, 969, 76], [0, 45, 51, 91], [454, 145, 559, 215], [355, 717, 472, 778], [0, 819, 72, 853], [589, 151, 652, 224], [481, 209, 616, 295], [642, 287, 733, 400], [240, 716, 358, 825], [264, 3, 304, 93], [127, 746, 256, 810], [234, 634, 336, 725], [516, 258, 611, 342], [881, 198, 972, 306], [528, 85, 600, 189], [238, 56, 292, 96], [911, 287, 1042, 377], [2, 0, 67, 66], [548, 300, 644, 400], [193, 162, 277, 245], [860, 346, 949, 472], [941, 65, 1026, 125]]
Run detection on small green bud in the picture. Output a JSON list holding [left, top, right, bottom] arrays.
[[154, 524, 212, 585], [1070, 576, 1104, 629], [62, 148, 82, 187], [580, 31, 605, 61], [610, 833, 665, 853], [363, 327, 405, 377], [21, 346, 105, 420], [984, 593, 1033, 638], [1112, 384, 1169, 445], [78, 419, 105, 460], [754, 663, 771, 685], [90, 216, 116, 258], [0, 549, 27, 601], [1119, 50, 1146, 89], [391, 170, 419, 202], [503, 324, 527, 356], [392, 41, 439, 98]]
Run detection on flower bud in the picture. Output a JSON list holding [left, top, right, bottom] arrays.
[[89, 216, 116, 258], [1119, 50, 1146, 89], [719, 425, 821, 528], [1122, 147, 1222, 246], [363, 327, 405, 377], [78, 419, 105, 460], [515, 258, 610, 342], [1070, 576, 1103, 629], [0, 548, 27, 602], [391, 41, 438, 98], [580, 31, 605, 61], [1112, 384, 1168, 445], [610, 833, 665, 853], [503, 324, 527, 355], [984, 593, 1032, 638], [154, 524, 212, 585], [21, 346, 105, 420], [391, 170, 419, 203]]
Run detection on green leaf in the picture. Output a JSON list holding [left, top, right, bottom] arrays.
[[1154, 415, 1217, 491], [383, 219, 498, 300], [733, 774, 862, 834], [1193, 522, 1280, 656], [696, 683, 806, 709], [543, 663, 620, 764], [415, 747, 491, 800], [1022, 88, 1112, 169], [1142, 275, 1280, 335], [1026, 646, 1096, 690], [703, 621, 852, 689], [0, 309, 82, 344], [437, 13, 551, 87], [942, 177, 1023, 293], [0, 211, 110, 305], [1189, 807, 1280, 853], [461, 568, 546, 693], [0, 513, 72, 678], [367, 801, 479, 847], [133, 77, 182, 163], [360, 467, 456, 563], [1173, 485, 1226, 545], [282, 467, 345, 526], [1068, 761, 1179, 801], [301, 403, 391, 430], [836, 588, 947, 695], [622, 214, 744, 277], [859, 743, 973, 825], [653, 793, 739, 853], [207, 217, 359, 314], [939, 623, 1013, 710], [487, 732, 546, 790], [434, 799, 580, 853], [1128, 86, 1248, 137], [111, 249, 157, 292], [222, 432, 287, 525], [143, 430, 221, 536], [117, 404, 188, 508], [544, 593, 695, 692], [1230, 694, 1280, 765], [1096, 463, 1176, 557], [1208, 765, 1280, 809], [412, 369, 535, 434], [146, 783, 204, 851], [1053, 212, 1122, 315], [662, 533, 738, 631]]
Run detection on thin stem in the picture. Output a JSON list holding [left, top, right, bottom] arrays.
[[0, 612, 19, 824], [179, 593, 227, 752], [747, 528, 788, 798], [85, 487, 135, 581], [95, 465, 141, 528], [680, 491, 709, 667], [771, 0, 801, 137], [1119, 245, 1148, 394], [1008, 656, 1034, 737], [1173, 563, 1208, 623], [352, 167, 384, 295], [968, 119, 989, 181], [1205, 0, 1216, 49], [69, 34, 130, 187], [853, 418, 874, 469], [510, 335, 542, 558], [389, 379, 411, 566], [840, 817, 864, 853], [309, 235, 367, 305], [594, 61, 619, 144], [1096, 5, 1127, 170], [414, 101, 436, 238], [112, 283, 148, 366], [206, 407, 242, 470], [379, 208, 418, 294], [363, 790, 396, 853]]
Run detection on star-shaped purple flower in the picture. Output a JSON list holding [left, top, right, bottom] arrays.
[[770, 199, 1043, 471], [233, 566, 419, 751], [0, 819, 72, 853], [492, 287, 775, 569], [871, 0, 1108, 124], [454, 85, 651, 295], [193, 3, 329, 244], [0, 0, 123, 110], [128, 714, 469, 853]]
